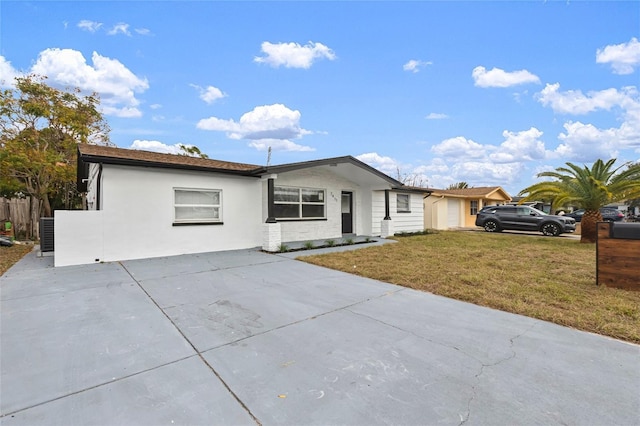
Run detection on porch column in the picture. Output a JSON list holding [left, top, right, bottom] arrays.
[[263, 177, 281, 251], [384, 189, 391, 220], [266, 178, 277, 223], [381, 189, 393, 237]]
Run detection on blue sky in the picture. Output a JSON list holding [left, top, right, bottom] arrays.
[[1, 1, 639, 195]]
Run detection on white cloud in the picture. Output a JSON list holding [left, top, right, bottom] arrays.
[[596, 37, 640, 75], [149, 103, 162, 110], [0, 56, 20, 87], [472, 66, 540, 88], [248, 139, 314, 152], [29, 48, 148, 117], [356, 152, 402, 176], [197, 104, 313, 151], [425, 112, 448, 120], [190, 84, 226, 104], [254, 41, 336, 69], [403, 59, 431, 73], [431, 136, 488, 159], [107, 23, 131, 36], [554, 121, 619, 162], [489, 127, 548, 163], [135, 28, 151, 36], [537, 83, 632, 115], [129, 140, 203, 156], [77, 20, 103, 33]]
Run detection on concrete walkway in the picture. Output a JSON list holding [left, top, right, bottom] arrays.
[[1, 247, 638, 425]]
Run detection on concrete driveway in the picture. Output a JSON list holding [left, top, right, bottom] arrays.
[[1, 247, 638, 425]]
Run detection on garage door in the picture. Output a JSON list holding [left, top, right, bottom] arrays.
[[447, 199, 460, 228]]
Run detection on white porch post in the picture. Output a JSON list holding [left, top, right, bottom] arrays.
[[262, 222, 281, 252]]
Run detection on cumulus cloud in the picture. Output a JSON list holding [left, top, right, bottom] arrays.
[[107, 23, 131, 36], [472, 66, 540, 88], [554, 121, 619, 162], [254, 41, 336, 69], [431, 136, 489, 159], [596, 37, 640, 75], [403, 59, 432, 73], [26, 48, 148, 117], [248, 139, 314, 152], [190, 84, 226, 104], [425, 112, 448, 120], [197, 104, 314, 151], [0, 56, 20, 87], [489, 127, 548, 163], [129, 140, 190, 154], [537, 83, 634, 115], [77, 20, 103, 32], [356, 152, 402, 176]]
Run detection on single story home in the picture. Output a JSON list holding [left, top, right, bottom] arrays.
[[54, 145, 430, 267], [424, 186, 511, 230]]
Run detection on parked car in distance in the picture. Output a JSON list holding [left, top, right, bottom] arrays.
[[564, 208, 625, 223], [475, 205, 576, 236]]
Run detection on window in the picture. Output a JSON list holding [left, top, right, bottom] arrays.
[[470, 200, 479, 215], [174, 188, 222, 224], [274, 186, 325, 219], [397, 194, 410, 213]]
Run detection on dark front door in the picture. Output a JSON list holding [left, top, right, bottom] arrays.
[[341, 192, 353, 234]]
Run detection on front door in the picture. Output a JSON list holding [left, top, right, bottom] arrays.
[[341, 192, 353, 234]]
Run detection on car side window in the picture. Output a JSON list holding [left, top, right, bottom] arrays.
[[516, 207, 529, 215]]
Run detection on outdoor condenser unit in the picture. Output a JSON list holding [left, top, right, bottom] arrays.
[[40, 217, 54, 252]]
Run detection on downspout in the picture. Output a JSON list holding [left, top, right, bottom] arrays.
[[96, 163, 103, 211]]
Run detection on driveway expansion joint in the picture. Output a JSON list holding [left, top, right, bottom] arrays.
[[119, 262, 263, 426]]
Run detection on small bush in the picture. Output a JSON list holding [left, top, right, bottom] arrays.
[[344, 238, 355, 245], [304, 241, 315, 249], [325, 239, 336, 247], [278, 244, 289, 252]]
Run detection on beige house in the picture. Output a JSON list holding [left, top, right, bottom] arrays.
[[424, 186, 512, 230]]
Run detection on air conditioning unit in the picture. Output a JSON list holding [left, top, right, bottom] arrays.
[[40, 217, 54, 252]]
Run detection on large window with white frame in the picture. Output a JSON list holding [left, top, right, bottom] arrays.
[[274, 186, 325, 219], [174, 188, 222, 224], [397, 193, 410, 213]]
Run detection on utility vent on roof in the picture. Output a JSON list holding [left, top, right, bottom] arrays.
[[40, 217, 54, 252]]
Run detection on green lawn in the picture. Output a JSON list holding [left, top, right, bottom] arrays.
[[300, 231, 640, 344]]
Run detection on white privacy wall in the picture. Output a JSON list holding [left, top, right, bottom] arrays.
[[55, 165, 262, 266], [372, 191, 425, 235], [265, 168, 369, 242]]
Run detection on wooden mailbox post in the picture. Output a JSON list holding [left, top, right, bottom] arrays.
[[596, 222, 640, 291]]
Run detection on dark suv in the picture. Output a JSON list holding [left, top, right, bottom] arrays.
[[475, 205, 576, 236], [565, 208, 625, 223]]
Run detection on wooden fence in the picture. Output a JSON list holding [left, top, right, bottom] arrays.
[[0, 197, 42, 240]]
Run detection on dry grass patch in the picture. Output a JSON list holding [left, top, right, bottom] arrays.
[[301, 231, 640, 344], [0, 244, 32, 276]]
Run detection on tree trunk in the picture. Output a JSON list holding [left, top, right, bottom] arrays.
[[41, 195, 52, 217], [580, 210, 602, 243]]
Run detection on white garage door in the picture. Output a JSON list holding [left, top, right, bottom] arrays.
[[447, 199, 460, 228]]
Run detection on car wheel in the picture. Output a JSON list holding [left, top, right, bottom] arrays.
[[541, 223, 560, 236], [484, 220, 500, 233]]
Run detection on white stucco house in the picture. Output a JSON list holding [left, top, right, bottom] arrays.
[[54, 145, 429, 267]]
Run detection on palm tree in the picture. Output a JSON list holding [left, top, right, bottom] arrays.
[[447, 181, 469, 190], [518, 159, 640, 243]]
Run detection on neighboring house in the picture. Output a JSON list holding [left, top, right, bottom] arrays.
[[424, 186, 511, 230], [54, 145, 430, 267]]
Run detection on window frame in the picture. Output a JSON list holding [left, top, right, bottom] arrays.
[[470, 200, 479, 215], [396, 193, 411, 213], [273, 185, 326, 220], [173, 187, 223, 226]]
